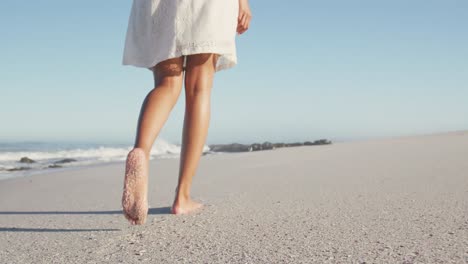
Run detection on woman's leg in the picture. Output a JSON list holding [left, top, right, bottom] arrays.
[[171, 53, 219, 214], [134, 56, 185, 157], [122, 56, 185, 224]]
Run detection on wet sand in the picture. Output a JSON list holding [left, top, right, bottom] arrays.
[[0, 130, 467, 263]]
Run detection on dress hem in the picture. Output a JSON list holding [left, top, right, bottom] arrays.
[[123, 46, 237, 73]]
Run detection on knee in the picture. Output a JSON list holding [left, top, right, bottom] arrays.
[[184, 68, 216, 97], [150, 82, 182, 103], [185, 79, 214, 98], [152, 72, 184, 99]]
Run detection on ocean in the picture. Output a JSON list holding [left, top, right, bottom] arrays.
[[0, 138, 212, 181]]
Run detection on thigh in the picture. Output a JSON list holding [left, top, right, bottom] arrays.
[[184, 53, 220, 93], [152, 56, 185, 88]]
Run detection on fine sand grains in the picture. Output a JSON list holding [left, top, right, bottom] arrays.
[[0, 130, 467, 263]]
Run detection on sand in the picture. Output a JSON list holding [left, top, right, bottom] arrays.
[[0, 130, 467, 263]]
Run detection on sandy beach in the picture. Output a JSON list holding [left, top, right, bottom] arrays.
[[0, 131, 467, 263]]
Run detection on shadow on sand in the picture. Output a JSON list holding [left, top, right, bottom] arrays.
[[0, 206, 172, 215], [0, 227, 120, 232], [0, 206, 172, 232]]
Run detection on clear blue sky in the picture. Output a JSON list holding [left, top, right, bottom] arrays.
[[1, 0, 467, 145]]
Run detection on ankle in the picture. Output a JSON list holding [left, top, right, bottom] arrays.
[[174, 192, 191, 203], [174, 184, 192, 200]]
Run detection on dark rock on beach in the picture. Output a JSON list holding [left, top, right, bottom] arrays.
[[48, 164, 63, 168], [285, 142, 303, 147], [54, 158, 77, 164], [304, 139, 332, 145], [19, 157, 35, 163], [250, 143, 262, 151], [208, 143, 252, 153], [7, 167, 32, 172], [208, 139, 332, 153], [261, 141, 274, 150]]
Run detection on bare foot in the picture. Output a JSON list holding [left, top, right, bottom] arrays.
[[171, 197, 204, 215], [122, 148, 149, 225]]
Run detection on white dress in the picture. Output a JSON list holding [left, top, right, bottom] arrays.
[[122, 0, 239, 72]]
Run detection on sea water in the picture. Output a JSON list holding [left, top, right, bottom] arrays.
[[0, 138, 212, 181]]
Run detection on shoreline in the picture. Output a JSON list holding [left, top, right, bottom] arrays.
[[3, 129, 466, 182]]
